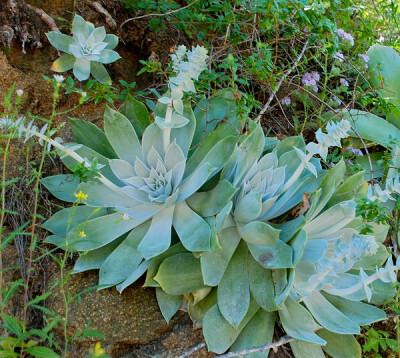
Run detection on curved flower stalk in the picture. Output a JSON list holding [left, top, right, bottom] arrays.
[[46, 15, 120, 84]]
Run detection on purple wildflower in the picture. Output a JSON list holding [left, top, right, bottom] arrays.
[[312, 85, 318, 93], [337, 28, 354, 46], [345, 147, 364, 157], [332, 96, 342, 105], [340, 78, 349, 87], [302, 72, 320, 92], [311, 71, 320, 81], [358, 54, 370, 69], [333, 52, 345, 62], [281, 96, 291, 105]]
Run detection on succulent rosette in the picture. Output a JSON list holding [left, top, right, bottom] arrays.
[[46, 14, 120, 84]]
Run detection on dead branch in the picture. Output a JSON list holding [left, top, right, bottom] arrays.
[[25, 4, 59, 32], [83, 0, 117, 29]]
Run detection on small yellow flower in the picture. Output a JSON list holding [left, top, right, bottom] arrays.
[[75, 190, 88, 201], [79, 231, 86, 238], [93, 342, 105, 357]]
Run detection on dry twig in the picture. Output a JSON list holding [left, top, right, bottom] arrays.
[[25, 4, 59, 32], [84, 0, 117, 29]]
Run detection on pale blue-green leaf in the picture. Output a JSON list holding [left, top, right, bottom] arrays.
[[144, 242, 187, 287], [238, 221, 280, 246], [46, 32, 74, 53], [264, 173, 324, 220], [232, 123, 265, 186], [203, 300, 259, 354], [276, 136, 306, 157], [178, 162, 215, 201], [290, 340, 326, 358], [304, 200, 356, 239], [279, 296, 325, 344], [303, 291, 360, 334], [142, 123, 164, 159], [98, 49, 121, 64], [317, 330, 361, 358], [50, 54, 75, 72], [201, 227, 241, 286], [248, 240, 293, 269], [215, 202, 233, 233], [90, 61, 111, 84], [322, 292, 386, 325], [138, 205, 174, 259], [73, 236, 124, 273], [188, 288, 217, 325], [278, 149, 302, 184], [173, 201, 211, 252], [69, 117, 117, 158], [41, 174, 80, 202], [218, 241, 250, 328], [66, 212, 143, 251], [186, 180, 237, 217], [109, 159, 135, 181], [185, 123, 238, 178], [72, 14, 89, 38], [121, 94, 151, 138], [274, 268, 295, 307], [116, 202, 164, 221], [73, 57, 91, 81], [77, 182, 139, 208], [301, 240, 327, 263], [271, 216, 306, 243], [170, 102, 196, 155], [104, 34, 118, 49], [192, 89, 239, 147], [352, 243, 389, 270], [233, 192, 262, 223], [248, 254, 277, 311], [99, 221, 149, 286], [307, 160, 346, 221], [230, 310, 276, 358], [104, 106, 142, 165], [41, 205, 107, 237], [156, 288, 183, 324], [117, 260, 150, 292], [290, 229, 307, 265], [154, 253, 206, 295], [45, 235, 68, 248]]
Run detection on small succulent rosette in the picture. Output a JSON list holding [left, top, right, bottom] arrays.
[[46, 15, 120, 84]]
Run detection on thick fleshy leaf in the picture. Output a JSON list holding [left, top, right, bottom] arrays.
[[352, 243, 389, 270], [109, 159, 135, 181], [98, 49, 121, 64], [51, 54, 75, 72], [41, 174, 80, 202], [69, 117, 117, 158], [233, 192, 262, 223], [46, 32, 74, 53], [173, 201, 211, 252], [185, 123, 238, 178], [178, 162, 216, 201], [248, 240, 293, 268], [307, 160, 346, 221], [248, 254, 277, 311], [201, 227, 241, 286], [154, 253, 206, 295], [73, 57, 91, 81], [290, 340, 326, 358], [303, 291, 360, 334], [104, 34, 119, 50], [279, 296, 325, 344], [230, 310, 276, 358], [121, 94, 151, 138], [192, 89, 239, 147], [116, 260, 150, 292], [276, 136, 306, 157], [138, 205, 174, 259], [290, 229, 307, 265], [72, 14, 89, 39], [271, 215, 306, 243], [188, 288, 217, 325], [156, 288, 183, 324], [186, 180, 237, 217], [218, 241, 250, 328], [99, 222, 149, 286], [203, 300, 259, 354], [317, 330, 361, 358], [144, 242, 187, 287], [90, 61, 111, 84], [322, 292, 386, 325], [171, 101, 196, 155], [73, 236, 124, 273], [238, 221, 280, 246], [42, 206, 107, 237], [65, 212, 143, 251], [274, 268, 295, 307], [142, 123, 164, 159], [104, 106, 142, 165]]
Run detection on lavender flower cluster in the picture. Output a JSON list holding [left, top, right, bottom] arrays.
[[337, 28, 354, 46], [302, 71, 320, 92]]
